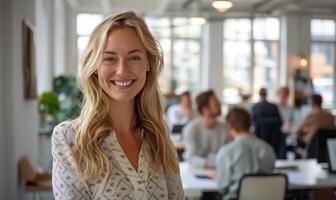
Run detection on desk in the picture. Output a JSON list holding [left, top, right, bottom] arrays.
[[180, 159, 336, 199]]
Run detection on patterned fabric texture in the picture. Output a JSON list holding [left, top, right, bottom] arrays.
[[52, 120, 184, 200]]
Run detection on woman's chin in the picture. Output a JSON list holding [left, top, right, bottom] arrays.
[[108, 93, 137, 102]]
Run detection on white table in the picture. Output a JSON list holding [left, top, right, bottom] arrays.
[[180, 159, 336, 199]]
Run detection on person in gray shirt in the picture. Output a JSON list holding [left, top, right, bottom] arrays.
[[183, 90, 231, 168], [216, 107, 276, 200]]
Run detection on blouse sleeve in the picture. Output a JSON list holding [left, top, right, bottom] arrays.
[[164, 137, 185, 200], [51, 122, 91, 200], [165, 170, 184, 200]]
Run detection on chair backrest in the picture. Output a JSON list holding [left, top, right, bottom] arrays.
[[171, 124, 185, 135], [237, 173, 287, 200], [18, 156, 37, 182], [307, 128, 336, 163]]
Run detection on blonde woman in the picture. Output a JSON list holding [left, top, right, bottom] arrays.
[[51, 11, 184, 199]]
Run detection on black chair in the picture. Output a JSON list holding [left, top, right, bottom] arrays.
[[171, 124, 185, 135], [306, 128, 336, 163]]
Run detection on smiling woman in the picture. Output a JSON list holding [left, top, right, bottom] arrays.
[[98, 27, 149, 101], [51, 11, 184, 200]]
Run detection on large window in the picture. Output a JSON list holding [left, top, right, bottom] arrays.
[[223, 17, 279, 104], [310, 19, 336, 106], [76, 14, 103, 64], [145, 17, 202, 95]]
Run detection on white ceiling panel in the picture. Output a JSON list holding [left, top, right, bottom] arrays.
[[67, 0, 336, 16]]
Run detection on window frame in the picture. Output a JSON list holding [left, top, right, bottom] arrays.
[[310, 18, 336, 108], [222, 17, 281, 103], [146, 16, 203, 95]]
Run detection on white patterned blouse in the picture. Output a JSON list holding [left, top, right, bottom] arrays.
[[52, 120, 184, 200]]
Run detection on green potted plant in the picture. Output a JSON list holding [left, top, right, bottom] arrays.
[[53, 75, 83, 122], [38, 91, 60, 124]]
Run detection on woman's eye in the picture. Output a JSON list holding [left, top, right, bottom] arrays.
[[129, 56, 141, 62], [104, 57, 116, 63]]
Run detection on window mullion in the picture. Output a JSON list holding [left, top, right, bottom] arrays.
[[170, 18, 175, 94], [250, 15, 255, 96]]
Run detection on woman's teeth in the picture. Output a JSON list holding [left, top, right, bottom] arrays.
[[113, 80, 133, 87]]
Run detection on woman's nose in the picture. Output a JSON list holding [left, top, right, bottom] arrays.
[[116, 60, 128, 74]]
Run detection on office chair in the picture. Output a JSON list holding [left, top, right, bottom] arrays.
[[237, 173, 288, 200], [171, 124, 185, 135], [306, 128, 336, 163]]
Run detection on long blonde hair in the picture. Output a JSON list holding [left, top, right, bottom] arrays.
[[75, 11, 179, 181]]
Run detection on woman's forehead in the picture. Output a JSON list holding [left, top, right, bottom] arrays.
[[104, 27, 146, 53]]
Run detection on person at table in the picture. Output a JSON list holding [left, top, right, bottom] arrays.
[[236, 93, 252, 113], [216, 107, 276, 200], [296, 94, 335, 147], [277, 86, 294, 134], [183, 90, 231, 168], [167, 91, 197, 133], [51, 11, 183, 199], [252, 88, 284, 158]]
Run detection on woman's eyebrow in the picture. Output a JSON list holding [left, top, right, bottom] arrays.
[[103, 51, 116, 55], [128, 49, 144, 54]]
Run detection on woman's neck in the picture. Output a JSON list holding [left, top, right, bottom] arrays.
[[109, 99, 136, 136]]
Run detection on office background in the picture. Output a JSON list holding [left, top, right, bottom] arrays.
[[1, 0, 336, 199]]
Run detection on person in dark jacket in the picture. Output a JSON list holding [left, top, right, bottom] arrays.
[[252, 88, 285, 158]]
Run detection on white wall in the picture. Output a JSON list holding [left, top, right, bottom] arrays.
[[54, 0, 78, 76], [65, 1, 78, 75], [1, 0, 38, 199], [36, 0, 54, 93], [54, 0, 66, 76], [0, 0, 7, 198]]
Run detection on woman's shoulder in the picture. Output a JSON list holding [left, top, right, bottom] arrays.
[[52, 119, 78, 143]]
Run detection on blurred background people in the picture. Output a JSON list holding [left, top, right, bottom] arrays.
[[277, 86, 294, 134], [296, 94, 335, 156], [236, 93, 253, 113], [167, 91, 196, 134], [216, 107, 276, 200], [252, 88, 285, 158], [183, 90, 231, 168]]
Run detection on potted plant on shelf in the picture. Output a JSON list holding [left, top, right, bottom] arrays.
[[38, 91, 60, 127], [52, 75, 83, 122]]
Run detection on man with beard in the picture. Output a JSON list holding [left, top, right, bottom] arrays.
[[183, 90, 231, 168]]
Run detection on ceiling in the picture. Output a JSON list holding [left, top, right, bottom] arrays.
[[67, 0, 336, 17]]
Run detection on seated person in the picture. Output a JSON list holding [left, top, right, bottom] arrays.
[[216, 107, 276, 200], [167, 91, 197, 133], [236, 93, 252, 113], [296, 94, 335, 149], [183, 90, 231, 168]]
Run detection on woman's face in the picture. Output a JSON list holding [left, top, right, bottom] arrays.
[[97, 27, 149, 102]]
